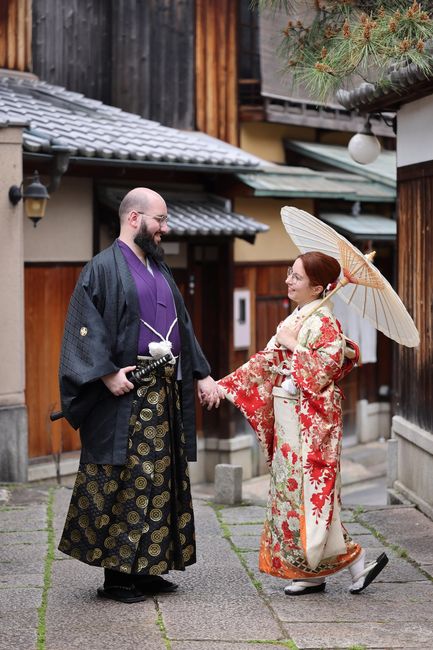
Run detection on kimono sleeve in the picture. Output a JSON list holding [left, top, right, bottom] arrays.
[[59, 263, 120, 427], [291, 313, 344, 397]]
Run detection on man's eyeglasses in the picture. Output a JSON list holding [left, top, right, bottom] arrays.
[[136, 211, 169, 226], [287, 267, 304, 283]]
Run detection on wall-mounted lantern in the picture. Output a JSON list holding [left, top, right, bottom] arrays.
[[9, 170, 50, 227]]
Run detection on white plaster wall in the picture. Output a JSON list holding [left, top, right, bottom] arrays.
[[234, 197, 313, 263], [0, 127, 25, 405], [397, 95, 433, 167], [24, 176, 93, 262]]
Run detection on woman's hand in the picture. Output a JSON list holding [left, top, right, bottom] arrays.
[[276, 320, 303, 351], [197, 376, 225, 410]]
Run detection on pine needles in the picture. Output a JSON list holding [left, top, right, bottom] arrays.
[[254, 1, 433, 101]]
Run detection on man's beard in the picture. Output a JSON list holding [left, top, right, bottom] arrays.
[[134, 222, 165, 262]]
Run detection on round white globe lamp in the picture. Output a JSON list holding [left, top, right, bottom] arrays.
[[348, 121, 381, 165]]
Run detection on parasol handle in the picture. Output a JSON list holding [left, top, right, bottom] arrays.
[[300, 277, 350, 322]]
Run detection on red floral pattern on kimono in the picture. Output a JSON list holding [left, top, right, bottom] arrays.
[[219, 301, 362, 579], [218, 348, 292, 463]]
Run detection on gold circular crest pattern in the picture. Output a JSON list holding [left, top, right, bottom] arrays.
[[58, 367, 195, 576]]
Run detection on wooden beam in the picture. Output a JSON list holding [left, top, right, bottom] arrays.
[[17, 0, 25, 71], [25, 0, 32, 70], [0, 2, 7, 68], [195, 0, 206, 133], [7, 0, 17, 70], [216, 0, 227, 141], [226, 0, 238, 145], [205, 0, 218, 136]]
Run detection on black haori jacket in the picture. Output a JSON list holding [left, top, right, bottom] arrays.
[[59, 240, 210, 465]]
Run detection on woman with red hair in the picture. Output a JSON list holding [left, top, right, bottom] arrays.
[[219, 251, 388, 595]]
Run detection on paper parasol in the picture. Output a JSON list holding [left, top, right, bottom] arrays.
[[281, 206, 419, 348]]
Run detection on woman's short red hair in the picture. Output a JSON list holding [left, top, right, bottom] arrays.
[[298, 252, 341, 291]]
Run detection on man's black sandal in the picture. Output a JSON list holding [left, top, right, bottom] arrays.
[[97, 585, 147, 603], [133, 575, 178, 594]]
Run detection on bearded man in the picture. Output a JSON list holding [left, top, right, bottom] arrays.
[[58, 188, 220, 602]]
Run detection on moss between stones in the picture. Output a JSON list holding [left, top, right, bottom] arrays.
[[36, 488, 55, 650], [155, 599, 172, 650]]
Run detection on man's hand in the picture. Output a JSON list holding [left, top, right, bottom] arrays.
[[101, 366, 136, 396], [197, 375, 224, 410]]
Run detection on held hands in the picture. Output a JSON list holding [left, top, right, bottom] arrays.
[[197, 375, 225, 410], [102, 366, 136, 396], [276, 319, 303, 352]]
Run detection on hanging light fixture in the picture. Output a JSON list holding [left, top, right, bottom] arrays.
[[348, 118, 381, 165], [9, 170, 50, 227]]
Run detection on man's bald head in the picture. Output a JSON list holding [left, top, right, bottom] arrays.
[[119, 188, 166, 223]]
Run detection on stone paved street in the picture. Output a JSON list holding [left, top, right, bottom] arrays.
[[1, 459, 433, 650]]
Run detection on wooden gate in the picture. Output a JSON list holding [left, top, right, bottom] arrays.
[[25, 264, 83, 458]]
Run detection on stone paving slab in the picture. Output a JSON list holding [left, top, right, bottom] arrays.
[[360, 507, 433, 565], [0, 620, 38, 650], [344, 522, 374, 535], [272, 581, 433, 624], [0, 586, 42, 615], [0, 530, 46, 546], [285, 620, 433, 649], [230, 534, 260, 550], [171, 642, 291, 649], [159, 503, 282, 642], [47, 555, 164, 650], [0, 573, 44, 588], [0, 506, 47, 532], [227, 523, 263, 537], [46, 590, 164, 650], [160, 593, 282, 642], [220, 506, 266, 525], [419, 562, 433, 578]]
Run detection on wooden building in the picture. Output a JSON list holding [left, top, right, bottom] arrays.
[[338, 68, 433, 517], [0, 0, 398, 484]]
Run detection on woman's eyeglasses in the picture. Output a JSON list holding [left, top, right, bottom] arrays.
[[286, 267, 304, 283]]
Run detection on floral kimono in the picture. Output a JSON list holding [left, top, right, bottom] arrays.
[[219, 300, 362, 579]]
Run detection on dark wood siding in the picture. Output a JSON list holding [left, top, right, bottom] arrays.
[[0, 0, 32, 72], [396, 164, 433, 432], [32, 0, 195, 128], [32, 0, 111, 102], [111, 0, 195, 129]]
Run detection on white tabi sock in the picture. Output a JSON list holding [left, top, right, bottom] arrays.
[[348, 549, 366, 590], [285, 576, 326, 593]]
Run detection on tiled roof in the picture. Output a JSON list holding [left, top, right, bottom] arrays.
[[166, 200, 269, 241], [237, 167, 395, 202], [0, 75, 264, 171], [97, 187, 269, 243], [285, 140, 396, 188], [320, 212, 396, 241], [336, 62, 433, 112]]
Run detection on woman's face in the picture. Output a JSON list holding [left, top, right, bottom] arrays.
[[285, 258, 323, 307]]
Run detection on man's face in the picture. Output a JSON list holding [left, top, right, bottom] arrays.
[[133, 198, 168, 262]]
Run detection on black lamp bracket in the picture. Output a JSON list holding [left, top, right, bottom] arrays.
[[9, 183, 23, 206], [370, 112, 397, 134]]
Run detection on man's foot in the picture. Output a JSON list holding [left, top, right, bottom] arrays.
[[97, 585, 147, 603], [133, 574, 178, 594], [284, 578, 326, 596]]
